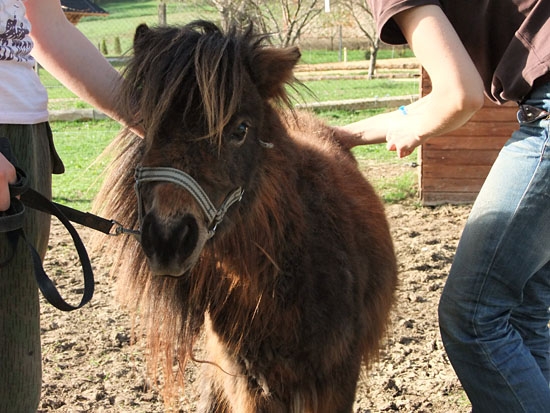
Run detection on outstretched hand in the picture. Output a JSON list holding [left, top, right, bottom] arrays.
[[386, 114, 424, 158]]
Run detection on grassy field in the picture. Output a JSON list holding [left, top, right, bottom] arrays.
[[45, 0, 417, 110], [46, 76, 419, 111], [301, 78, 418, 103], [45, 74, 418, 112], [75, 1, 217, 56], [76, 0, 413, 62], [50, 120, 120, 211]]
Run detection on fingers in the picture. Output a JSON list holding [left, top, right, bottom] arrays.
[[397, 147, 414, 158], [386, 138, 416, 158], [0, 153, 17, 211]]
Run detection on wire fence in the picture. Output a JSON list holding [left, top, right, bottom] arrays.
[[46, 6, 419, 118], [75, 3, 212, 59], [75, 4, 380, 61]]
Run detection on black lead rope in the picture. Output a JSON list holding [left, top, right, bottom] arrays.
[[20, 189, 95, 312], [0, 137, 122, 312]]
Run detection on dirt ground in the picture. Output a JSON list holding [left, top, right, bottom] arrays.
[[38, 162, 474, 413]]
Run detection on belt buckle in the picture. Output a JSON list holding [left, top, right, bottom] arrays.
[[517, 104, 550, 123]]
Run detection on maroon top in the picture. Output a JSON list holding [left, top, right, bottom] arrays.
[[368, 0, 550, 103]]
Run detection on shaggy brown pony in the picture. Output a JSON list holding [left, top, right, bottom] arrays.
[[93, 20, 397, 412]]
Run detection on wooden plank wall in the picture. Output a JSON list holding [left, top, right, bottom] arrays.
[[418, 70, 518, 205]]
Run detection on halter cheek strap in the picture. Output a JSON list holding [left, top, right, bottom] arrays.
[[134, 166, 244, 238]]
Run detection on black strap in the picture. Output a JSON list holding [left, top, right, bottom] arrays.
[[21, 189, 95, 311], [20, 189, 115, 235], [0, 137, 105, 311], [0, 186, 95, 311]]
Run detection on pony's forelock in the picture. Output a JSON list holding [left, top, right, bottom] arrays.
[[119, 21, 287, 150]]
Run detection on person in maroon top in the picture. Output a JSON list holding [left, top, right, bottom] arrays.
[[339, 2, 550, 412]]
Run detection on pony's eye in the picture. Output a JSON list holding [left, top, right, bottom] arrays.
[[230, 122, 249, 144]]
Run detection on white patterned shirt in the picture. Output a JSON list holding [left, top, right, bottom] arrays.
[[0, 0, 48, 124]]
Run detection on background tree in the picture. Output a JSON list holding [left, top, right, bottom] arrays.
[[200, 0, 327, 47], [339, 0, 378, 78], [250, 0, 326, 46], [206, 0, 252, 30]]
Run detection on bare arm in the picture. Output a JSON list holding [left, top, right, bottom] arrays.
[[25, 0, 130, 128], [338, 5, 484, 157]]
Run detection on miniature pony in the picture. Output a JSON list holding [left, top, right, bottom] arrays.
[[94, 20, 397, 412]]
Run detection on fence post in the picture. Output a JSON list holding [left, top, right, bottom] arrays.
[[338, 25, 343, 62], [158, 2, 167, 26]]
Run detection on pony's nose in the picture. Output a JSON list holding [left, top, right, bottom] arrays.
[[140, 212, 199, 276]]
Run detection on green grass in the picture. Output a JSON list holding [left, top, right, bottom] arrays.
[[299, 78, 418, 103], [76, 0, 217, 56], [50, 119, 120, 210], [300, 47, 414, 65], [353, 144, 418, 204], [41, 62, 126, 111], [314, 107, 387, 125], [375, 170, 417, 203], [39, 70, 71, 100], [44, 74, 419, 111]]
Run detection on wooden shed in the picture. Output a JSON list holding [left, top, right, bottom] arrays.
[[418, 69, 519, 205], [61, 0, 108, 24]]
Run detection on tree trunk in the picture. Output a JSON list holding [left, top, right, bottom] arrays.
[[368, 37, 380, 80]]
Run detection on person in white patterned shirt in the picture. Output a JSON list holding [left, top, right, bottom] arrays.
[[0, 1, 137, 411]]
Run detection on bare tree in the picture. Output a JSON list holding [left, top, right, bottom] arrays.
[[201, 0, 326, 47], [339, 0, 378, 78], [205, 0, 252, 30], [252, 0, 326, 46]]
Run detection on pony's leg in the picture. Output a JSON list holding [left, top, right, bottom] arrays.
[[197, 383, 230, 413], [314, 384, 356, 413], [312, 357, 363, 413], [197, 364, 232, 413]]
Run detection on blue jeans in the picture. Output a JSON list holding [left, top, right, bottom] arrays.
[[439, 82, 550, 413]]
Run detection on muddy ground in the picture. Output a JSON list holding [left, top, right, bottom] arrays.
[[38, 162, 473, 413]]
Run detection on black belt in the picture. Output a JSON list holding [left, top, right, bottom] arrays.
[[0, 137, 135, 312]]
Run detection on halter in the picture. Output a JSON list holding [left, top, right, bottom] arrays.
[[134, 166, 244, 238]]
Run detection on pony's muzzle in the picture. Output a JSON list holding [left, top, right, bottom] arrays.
[[140, 212, 203, 276]]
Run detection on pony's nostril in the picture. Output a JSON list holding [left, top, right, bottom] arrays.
[[140, 213, 159, 259], [174, 215, 200, 254], [140, 213, 200, 272]]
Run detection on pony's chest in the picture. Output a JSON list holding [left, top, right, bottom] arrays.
[[204, 312, 294, 391]]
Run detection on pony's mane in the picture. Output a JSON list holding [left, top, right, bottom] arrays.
[[118, 20, 294, 148]]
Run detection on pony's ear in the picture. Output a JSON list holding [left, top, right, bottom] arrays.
[[134, 24, 151, 42], [133, 24, 153, 54], [250, 46, 301, 99]]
